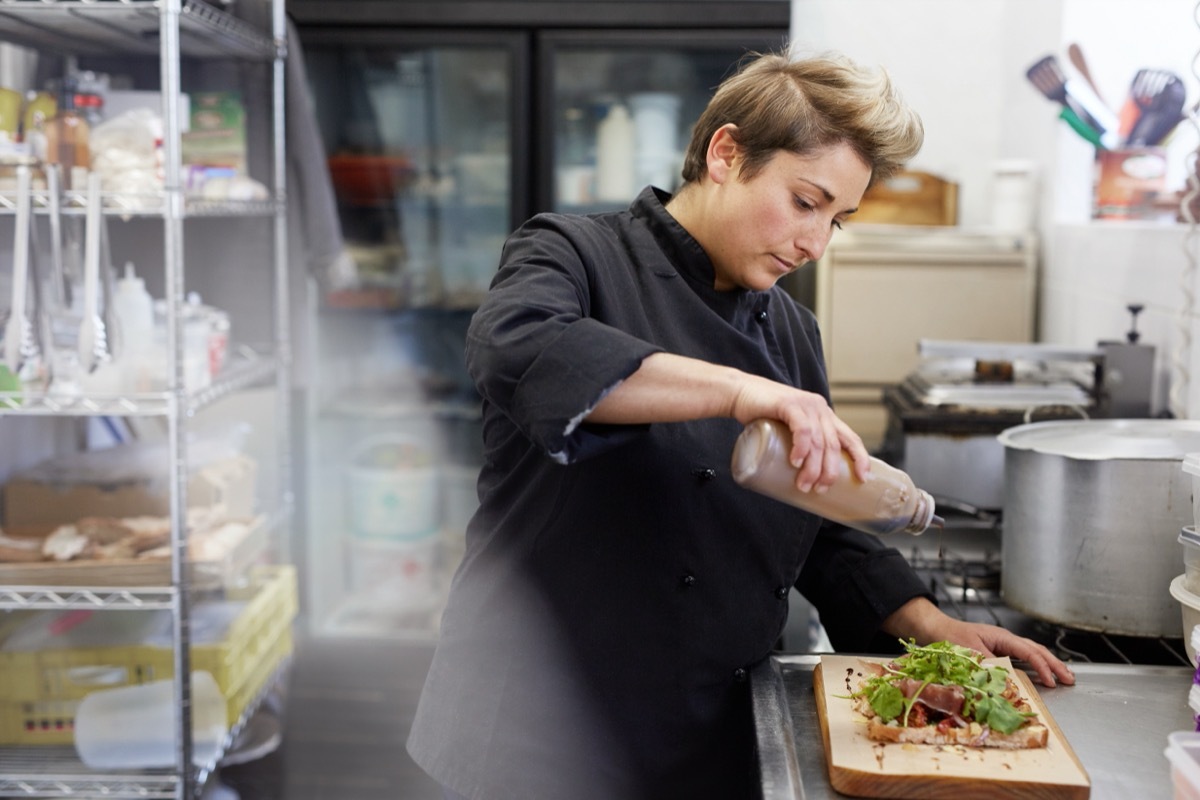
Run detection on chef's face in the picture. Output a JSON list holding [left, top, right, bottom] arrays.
[[705, 131, 871, 292]]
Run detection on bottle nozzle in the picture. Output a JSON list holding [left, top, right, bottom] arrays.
[[905, 490, 939, 536]]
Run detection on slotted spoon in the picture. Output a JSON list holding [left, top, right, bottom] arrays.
[[1119, 68, 1182, 143], [1125, 71, 1186, 146]]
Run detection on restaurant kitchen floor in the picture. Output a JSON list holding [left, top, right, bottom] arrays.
[[217, 634, 443, 800]]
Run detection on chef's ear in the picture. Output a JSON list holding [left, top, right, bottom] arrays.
[[706, 123, 741, 184]]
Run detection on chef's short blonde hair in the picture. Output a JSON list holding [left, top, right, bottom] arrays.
[[680, 50, 923, 188]]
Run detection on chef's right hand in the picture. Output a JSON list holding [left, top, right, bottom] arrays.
[[730, 379, 870, 493]]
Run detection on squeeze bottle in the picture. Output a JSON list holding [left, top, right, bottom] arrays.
[[730, 418, 942, 536], [595, 103, 636, 202], [110, 262, 154, 388]]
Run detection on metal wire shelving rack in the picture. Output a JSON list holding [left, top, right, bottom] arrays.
[[0, 1, 291, 797]]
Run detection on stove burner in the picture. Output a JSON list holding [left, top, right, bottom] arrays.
[[1051, 626, 1190, 667], [908, 546, 1190, 667], [940, 561, 1001, 593]]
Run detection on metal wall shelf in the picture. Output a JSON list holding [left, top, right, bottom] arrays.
[[0, 0, 289, 793], [0, 0, 277, 60], [0, 750, 178, 798], [0, 344, 278, 417], [0, 190, 280, 219], [0, 585, 177, 611]]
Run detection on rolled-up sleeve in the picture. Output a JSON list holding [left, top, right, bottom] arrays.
[[467, 215, 663, 463], [795, 522, 934, 654]]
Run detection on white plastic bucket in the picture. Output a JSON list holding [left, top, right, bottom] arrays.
[[347, 537, 438, 610], [345, 435, 438, 541]]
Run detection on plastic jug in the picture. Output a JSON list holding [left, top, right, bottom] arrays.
[[731, 418, 941, 536]]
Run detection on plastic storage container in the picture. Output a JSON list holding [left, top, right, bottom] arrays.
[[1184, 453, 1200, 528], [1166, 731, 1200, 800], [73, 670, 227, 769], [345, 435, 439, 541], [1170, 574, 1200, 665], [347, 537, 437, 611], [1183, 526, 1200, 595], [731, 418, 941, 536]]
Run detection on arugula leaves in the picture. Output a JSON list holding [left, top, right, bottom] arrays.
[[851, 639, 1034, 736]]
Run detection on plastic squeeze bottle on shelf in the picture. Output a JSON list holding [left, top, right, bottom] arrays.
[[730, 418, 942, 536], [110, 262, 155, 390]]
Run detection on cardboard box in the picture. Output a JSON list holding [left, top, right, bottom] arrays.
[[3, 449, 256, 532], [181, 91, 246, 175]]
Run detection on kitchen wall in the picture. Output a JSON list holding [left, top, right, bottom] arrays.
[[792, 0, 1200, 418]]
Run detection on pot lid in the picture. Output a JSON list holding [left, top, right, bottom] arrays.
[[997, 419, 1200, 460]]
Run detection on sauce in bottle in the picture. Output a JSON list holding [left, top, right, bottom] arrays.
[[731, 418, 942, 536], [44, 78, 91, 190]]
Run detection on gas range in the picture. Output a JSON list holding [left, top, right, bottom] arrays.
[[904, 515, 1190, 668]]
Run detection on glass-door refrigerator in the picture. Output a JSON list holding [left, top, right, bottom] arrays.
[[299, 30, 526, 638], [537, 30, 786, 213], [294, 11, 787, 639]]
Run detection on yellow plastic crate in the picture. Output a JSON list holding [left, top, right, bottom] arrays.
[[0, 565, 296, 746]]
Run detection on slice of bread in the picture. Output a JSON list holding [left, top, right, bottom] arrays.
[[865, 716, 1049, 749]]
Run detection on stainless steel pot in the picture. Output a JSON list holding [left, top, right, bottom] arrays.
[[999, 419, 1200, 637]]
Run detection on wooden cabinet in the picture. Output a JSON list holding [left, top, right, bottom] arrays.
[[810, 225, 1038, 450]]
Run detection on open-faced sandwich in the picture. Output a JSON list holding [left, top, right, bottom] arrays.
[[847, 639, 1049, 750]]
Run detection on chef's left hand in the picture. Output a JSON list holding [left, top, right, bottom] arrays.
[[883, 598, 1075, 687]]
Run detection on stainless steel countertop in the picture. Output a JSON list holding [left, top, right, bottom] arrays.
[[752, 654, 1195, 799]]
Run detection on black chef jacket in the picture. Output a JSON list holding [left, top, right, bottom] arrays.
[[407, 187, 932, 800]]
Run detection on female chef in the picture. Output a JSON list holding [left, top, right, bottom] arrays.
[[408, 48, 1075, 800]]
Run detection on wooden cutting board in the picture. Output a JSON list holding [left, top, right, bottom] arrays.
[[814, 655, 1090, 799]]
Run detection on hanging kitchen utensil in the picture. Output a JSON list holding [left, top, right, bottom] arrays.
[[1119, 68, 1181, 143], [77, 172, 111, 374], [1026, 54, 1119, 149], [1058, 107, 1104, 149], [44, 163, 69, 310], [1067, 43, 1106, 107], [1126, 72, 1187, 146], [3, 165, 41, 379], [99, 201, 119, 358], [25, 170, 56, 392]]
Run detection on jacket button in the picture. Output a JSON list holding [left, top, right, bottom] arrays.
[[682, 574, 696, 587], [775, 586, 789, 599], [691, 467, 716, 481], [755, 311, 769, 323], [733, 668, 747, 683]]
